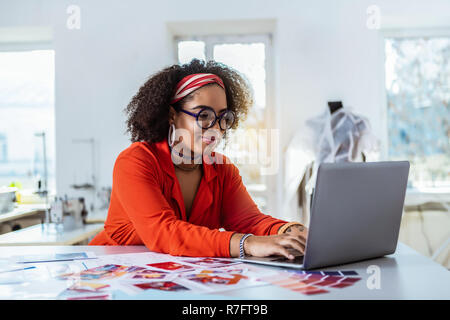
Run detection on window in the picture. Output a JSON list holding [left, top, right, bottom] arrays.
[[175, 34, 274, 212], [0, 49, 55, 193], [385, 36, 450, 189]]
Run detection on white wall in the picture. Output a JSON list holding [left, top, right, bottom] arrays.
[[0, 0, 449, 218]]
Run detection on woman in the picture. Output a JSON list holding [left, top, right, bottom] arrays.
[[89, 59, 308, 260]]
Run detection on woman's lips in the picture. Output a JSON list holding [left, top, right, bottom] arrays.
[[202, 136, 215, 145]]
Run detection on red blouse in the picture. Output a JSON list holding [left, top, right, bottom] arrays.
[[89, 138, 288, 257]]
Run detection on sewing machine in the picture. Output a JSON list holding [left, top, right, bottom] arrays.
[[49, 197, 88, 231]]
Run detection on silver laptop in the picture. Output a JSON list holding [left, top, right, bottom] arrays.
[[236, 161, 410, 270]]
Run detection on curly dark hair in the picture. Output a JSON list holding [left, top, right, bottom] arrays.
[[125, 58, 254, 143]]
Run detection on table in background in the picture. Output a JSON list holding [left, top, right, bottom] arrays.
[[0, 207, 107, 245], [0, 205, 107, 225], [404, 187, 450, 210], [0, 223, 104, 245], [0, 204, 48, 224], [403, 188, 450, 265]]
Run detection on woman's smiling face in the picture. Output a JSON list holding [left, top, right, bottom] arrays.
[[169, 83, 227, 155]]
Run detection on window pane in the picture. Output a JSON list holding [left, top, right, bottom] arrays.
[[385, 37, 450, 188], [0, 50, 55, 192], [213, 43, 269, 212], [213, 43, 266, 108], [178, 41, 205, 64], [175, 38, 270, 212]]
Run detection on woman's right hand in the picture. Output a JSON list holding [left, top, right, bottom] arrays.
[[243, 233, 305, 260]]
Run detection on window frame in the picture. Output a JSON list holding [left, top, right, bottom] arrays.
[[380, 28, 450, 191], [0, 42, 56, 193], [173, 33, 278, 214]]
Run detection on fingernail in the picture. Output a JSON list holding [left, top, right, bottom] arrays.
[[289, 255, 294, 259]]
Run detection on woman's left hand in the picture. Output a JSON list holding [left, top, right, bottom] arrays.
[[284, 224, 308, 254]]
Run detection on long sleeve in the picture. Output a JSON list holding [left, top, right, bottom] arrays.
[[113, 153, 235, 257], [220, 161, 288, 235]]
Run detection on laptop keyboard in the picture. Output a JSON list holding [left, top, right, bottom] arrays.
[[270, 255, 304, 264], [267, 248, 304, 263]]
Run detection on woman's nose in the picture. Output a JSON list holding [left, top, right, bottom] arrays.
[[203, 123, 223, 141], [212, 120, 221, 131]]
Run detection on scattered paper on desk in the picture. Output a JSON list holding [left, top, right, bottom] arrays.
[[0, 260, 99, 299], [57, 264, 146, 281], [146, 261, 194, 273], [65, 294, 112, 300], [45, 261, 89, 278], [90, 251, 173, 266], [175, 257, 241, 268], [13, 252, 97, 264], [7, 252, 364, 300], [57, 280, 113, 300], [123, 269, 173, 281], [89, 252, 241, 271], [48, 254, 269, 298], [0, 249, 366, 299], [133, 281, 190, 292], [180, 271, 249, 291], [68, 281, 110, 292], [58, 283, 113, 300], [285, 269, 359, 276], [173, 265, 267, 293], [259, 269, 362, 295]]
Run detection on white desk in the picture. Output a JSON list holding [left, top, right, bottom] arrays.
[[0, 204, 48, 224], [0, 223, 104, 246], [0, 206, 107, 225], [404, 188, 450, 209], [0, 206, 107, 245], [0, 242, 448, 299]]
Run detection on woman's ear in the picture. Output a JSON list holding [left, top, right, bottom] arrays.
[[168, 105, 176, 124]]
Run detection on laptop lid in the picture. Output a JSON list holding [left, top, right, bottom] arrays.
[[302, 161, 409, 270]]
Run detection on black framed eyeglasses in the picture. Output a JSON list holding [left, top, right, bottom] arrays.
[[179, 106, 235, 130]]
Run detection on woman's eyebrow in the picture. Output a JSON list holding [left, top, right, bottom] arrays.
[[192, 105, 227, 113]]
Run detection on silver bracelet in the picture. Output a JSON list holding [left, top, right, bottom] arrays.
[[239, 234, 253, 259]]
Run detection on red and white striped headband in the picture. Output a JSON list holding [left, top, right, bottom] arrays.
[[170, 73, 225, 105]]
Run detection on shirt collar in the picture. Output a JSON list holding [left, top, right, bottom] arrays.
[[150, 138, 218, 183]]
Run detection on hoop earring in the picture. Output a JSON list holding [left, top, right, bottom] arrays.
[[168, 123, 176, 147]]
